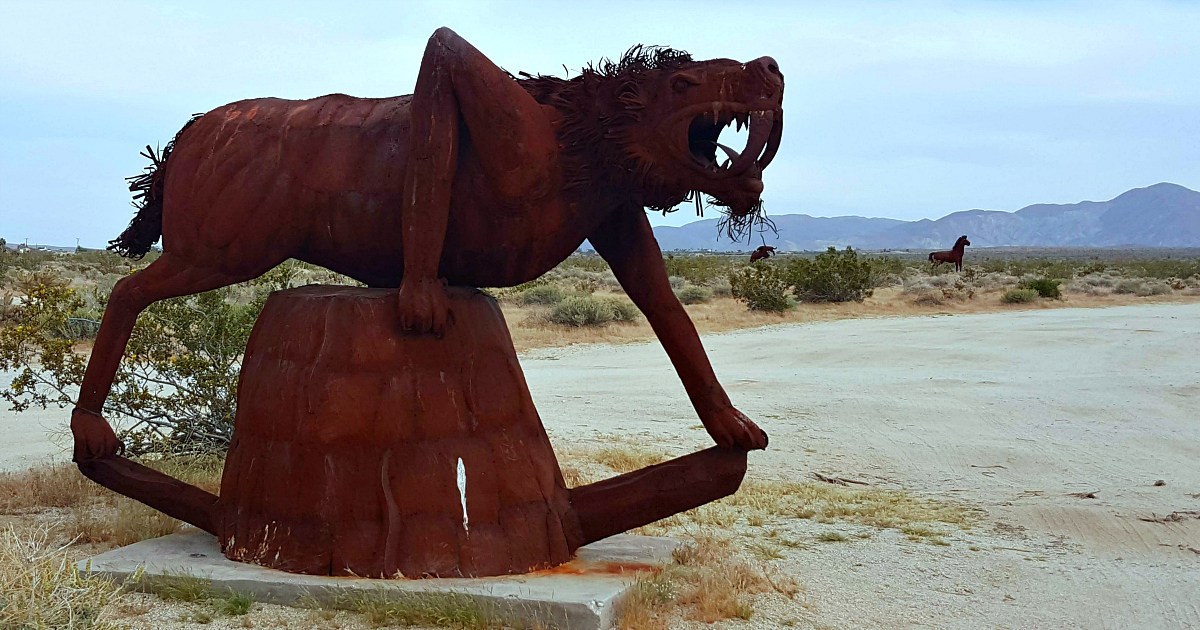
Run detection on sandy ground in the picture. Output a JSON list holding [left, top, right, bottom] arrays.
[[4, 302, 1198, 628], [524, 302, 1200, 629], [0, 370, 70, 471]]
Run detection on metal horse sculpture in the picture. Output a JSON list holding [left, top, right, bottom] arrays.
[[929, 235, 970, 271], [749, 245, 776, 262], [69, 28, 783, 567]]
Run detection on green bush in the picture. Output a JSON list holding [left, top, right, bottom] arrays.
[[1020, 277, 1061, 299], [1001, 288, 1039, 304], [517, 284, 565, 306], [549, 296, 615, 327], [676, 285, 713, 305], [729, 263, 792, 312], [787, 247, 874, 303]]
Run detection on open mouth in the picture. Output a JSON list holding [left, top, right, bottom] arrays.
[[685, 105, 782, 177]]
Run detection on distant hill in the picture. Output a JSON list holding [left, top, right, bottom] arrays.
[[651, 183, 1200, 251]]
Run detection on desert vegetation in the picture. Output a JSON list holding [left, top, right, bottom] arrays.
[[2, 243, 1199, 457]]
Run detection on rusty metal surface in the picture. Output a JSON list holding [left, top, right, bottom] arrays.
[[218, 287, 579, 577], [70, 27, 784, 577]]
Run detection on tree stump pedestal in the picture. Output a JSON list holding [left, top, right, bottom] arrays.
[[213, 285, 747, 578]]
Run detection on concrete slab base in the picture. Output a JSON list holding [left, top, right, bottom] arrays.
[[80, 530, 678, 630]]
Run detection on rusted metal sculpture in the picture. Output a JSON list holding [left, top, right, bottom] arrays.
[[749, 245, 777, 262], [71, 27, 783, 576], [929, 235, 971, 271]]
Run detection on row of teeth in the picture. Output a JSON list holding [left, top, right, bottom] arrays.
[[697, 109, 774, 132]]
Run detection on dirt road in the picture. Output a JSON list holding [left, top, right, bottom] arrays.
[[524, 302, 1200, 629], [0, 370, 69, 470]]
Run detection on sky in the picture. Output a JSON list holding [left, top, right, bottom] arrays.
[[2, 0, 1199, 248]]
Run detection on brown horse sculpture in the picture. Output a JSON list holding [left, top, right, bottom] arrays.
[[69, 28, 780, 540], [749, 245, 776, 262], [929, 235, 970, 271]]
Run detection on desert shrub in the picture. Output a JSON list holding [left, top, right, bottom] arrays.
[[557, 253, 611, 274], [787, 247, 873, 303], [668, 276, 687, 290], [1135, 282, 1171, 296], [927, 274, 953, 288], [603, 297, 640, 322], [597, 271, 623, 291], [867, 256, 904, 287], [1124, 259, 1200, 280], [517, 284, 565, 306], [729, 263, 791, 312], [549, 296, 615, 327], [663, 254, 735, 285], [8, 248, 55, 272], [1065, 280, 1104, 296], [911, 293, 943, 306], [1083, 275, 1114, 287], [900, 278, 935, 296], [1021, 277, 1062, 299], [676, 285, 713, 305], [0, 267, 296, 456], [706, 278, 733, 298], [1113, 280, 1144, 294], [1001, 288, 1039, 304]]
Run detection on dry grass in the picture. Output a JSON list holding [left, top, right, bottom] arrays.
[[554, 439, 671, 488], [557, 446, 975, 538], [0, 524, 121, 629], [2, 455, 224, 552], [66, 498, 183, 547], [711, 477, 976, 531], [901, 523, 951, 546], [618, 533, 799, 630], [590, 445, 670, 474], [0, 462, 100, 512]]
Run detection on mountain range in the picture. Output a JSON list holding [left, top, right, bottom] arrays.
[[650, 183, 1200, 251]]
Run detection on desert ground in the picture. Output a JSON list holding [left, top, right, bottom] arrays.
[[523, 301, 1200, 629], [4, 300, 1198, 628]]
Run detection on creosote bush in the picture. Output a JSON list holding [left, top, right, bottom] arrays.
[[728, 263, 791, 312], [787, 246, 874, 303], [1020, 277, 1062, 299], [1001, 288, 1039, 304]]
